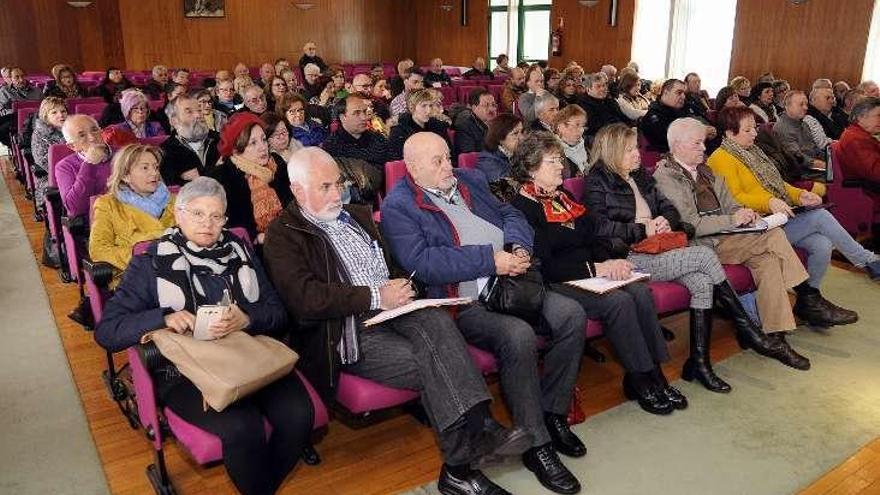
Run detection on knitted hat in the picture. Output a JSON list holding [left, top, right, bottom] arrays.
[[218, 112, 264, 157], [119, 89, 147, 119]]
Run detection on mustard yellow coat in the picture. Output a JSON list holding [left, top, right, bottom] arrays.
[[88, 194, 177, 285], [706, 147, 806, 214]]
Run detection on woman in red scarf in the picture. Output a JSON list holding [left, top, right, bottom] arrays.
[[509, 131, 683, 416]]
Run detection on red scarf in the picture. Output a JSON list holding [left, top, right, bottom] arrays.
[[521, 181, 586, 225]]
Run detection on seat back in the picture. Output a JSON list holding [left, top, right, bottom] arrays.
[[457, 85, 482, 104], [563, 177, 586, 203], [65, 97, 104, 109], [48, 143, 75, 188], [827, 141, 875, 236], [385, 160, 407, 194], [16, 107, 37, 138], [458, 151, 479, 169], [75, 102, 108, 116], [12, 100, 40, 114], [439, 86, 457, 109]]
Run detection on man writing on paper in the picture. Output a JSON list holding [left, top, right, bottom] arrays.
[[262, 147, 530, 495], [381, 132, 586, 495]]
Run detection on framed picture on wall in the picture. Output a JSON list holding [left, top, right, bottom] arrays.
[[184, 0, 225, 18]]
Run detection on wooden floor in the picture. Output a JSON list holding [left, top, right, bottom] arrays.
[[1, 157, 873, 495]]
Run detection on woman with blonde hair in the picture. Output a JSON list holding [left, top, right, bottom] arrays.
[[89, 144, 176, 286], [585, 123, 809, 390], [729, 76, 752, 105]]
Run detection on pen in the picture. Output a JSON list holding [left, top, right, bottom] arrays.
[[406, 270, 416, 287]]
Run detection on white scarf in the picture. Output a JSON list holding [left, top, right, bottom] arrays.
[[558, 137, 589, 174]]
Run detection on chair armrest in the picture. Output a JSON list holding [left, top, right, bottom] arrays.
[[61, 214, 87, 236], [137, 341, 172, 374], [82, 258, 114, 288], [127, 346, 163, 449]]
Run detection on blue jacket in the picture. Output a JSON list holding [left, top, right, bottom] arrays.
[[95, 242, 288, 353], [380, 169, 533, 298], [476, 149, 511, 182]]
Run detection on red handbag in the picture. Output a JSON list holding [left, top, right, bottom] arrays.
[[630, 231, 688, 255]]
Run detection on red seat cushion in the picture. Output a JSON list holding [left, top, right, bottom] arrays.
[[335, 372, 419, 414], [723, 264, 756, 293], [648, 281, 691, 314]]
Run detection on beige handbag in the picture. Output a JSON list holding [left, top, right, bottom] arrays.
[[143, 329, 298, 412]]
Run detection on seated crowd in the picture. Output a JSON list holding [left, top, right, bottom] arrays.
[[6, 41, 880, 495]]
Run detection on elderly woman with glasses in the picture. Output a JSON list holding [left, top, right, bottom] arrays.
[[89, 144, 176, 286], [95, 176, 314, 495], [210, 113, 293, 245], [277, 93, 326, 147], [102, 89, 166, 147]]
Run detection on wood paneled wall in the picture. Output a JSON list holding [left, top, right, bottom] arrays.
[[408, 0, 488, 67], [118, 0, 410, 70], [549, 0, 635, 73], [0, 0, 125, 73], [729, 0, 874, 91]]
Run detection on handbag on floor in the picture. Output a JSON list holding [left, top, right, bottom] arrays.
[[143, 329, 298, 412]]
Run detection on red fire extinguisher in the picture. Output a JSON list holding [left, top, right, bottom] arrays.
[[551, 17, 563, 57]]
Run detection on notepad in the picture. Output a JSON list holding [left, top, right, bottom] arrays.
[[564, 272, 651, 294], [363, 298, 473, 327], [718, 212, 789, 234]]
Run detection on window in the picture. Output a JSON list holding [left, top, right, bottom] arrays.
[[863, 0, 880, 82], [631, 0, 737, 96], [488, 0, 553, 69]]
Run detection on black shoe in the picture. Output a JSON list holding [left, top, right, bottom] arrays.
[[522, 444, 582, 494], [794, 292, 844, 327], [472, 423, 533, 468], [67, 297, 94, 330], [438, 465, 511, 495], [680, 309, 731, 394], [816, 296, 858, 325], [865, 260, 880, 281], [623, 372, 674, 416], [651, 367, 689, 409], [767, 333, 811, 370], [544, 413, 586, 458]]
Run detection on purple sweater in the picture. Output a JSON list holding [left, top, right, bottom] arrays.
[[55, 153, 113, 217]]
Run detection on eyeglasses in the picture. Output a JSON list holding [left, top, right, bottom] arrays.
[[179, 207, 227, 225], [542, 155, 564, 165]]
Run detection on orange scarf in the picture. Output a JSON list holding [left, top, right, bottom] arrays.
[[520, 181, 586, 225], [231, 155, 283, 233]]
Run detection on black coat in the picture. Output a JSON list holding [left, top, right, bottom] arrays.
[[298, 54, 327, 72], [807, 104, 846, 140], [159, 131, 221, 186], [388, 113, 451, 160], [510, 192, 615, 283], [584, 161, 691, 247], [577, 95, 634, 137], [452, 109, 488, 156], [639, 101, 691, 152], [321, 127, 390, 170], [209, 154, 294, 240], [424, 70, 452, 87]]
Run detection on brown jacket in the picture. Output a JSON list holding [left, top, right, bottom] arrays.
[[500, 84, 524, 113], [652, 157, 743, 247], [262, 201, 403, 400]]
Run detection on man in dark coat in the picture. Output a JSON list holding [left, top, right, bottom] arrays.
[[160, 95, 221, 186], [578, 72, 634, 138], [453, 88, 498, 156]]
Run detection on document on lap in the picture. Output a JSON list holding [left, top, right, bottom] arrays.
[[363, 298, 473, 327], [718, 212, 789, 234], [565, 272, 651, 295]]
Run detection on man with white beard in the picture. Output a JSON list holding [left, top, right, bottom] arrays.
[[160, 94, 221, 186]]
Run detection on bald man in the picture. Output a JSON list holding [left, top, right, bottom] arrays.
[[424, 58, 452, 87], [380, 132, 585, 495], [58, 114, 114, 217], [263, 147, 530, 495]]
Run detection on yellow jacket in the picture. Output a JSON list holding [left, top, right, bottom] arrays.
[[88, 194, 177, 284], [706, 147, 805, 214]]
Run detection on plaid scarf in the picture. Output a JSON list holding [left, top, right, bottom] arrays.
[[720, 137, 791, 204]]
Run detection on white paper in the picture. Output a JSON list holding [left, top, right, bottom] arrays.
[[719, 212, 789, 234], [363, 298, 473, 327], [564, 272, 651, 294]]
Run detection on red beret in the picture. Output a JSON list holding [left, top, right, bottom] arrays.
[[218, 112, 264, 157]]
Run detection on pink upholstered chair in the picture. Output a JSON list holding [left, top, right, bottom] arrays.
[[458, 151, 479, 169], [74, 102, 108, 116], [827, 141, 878, 237]]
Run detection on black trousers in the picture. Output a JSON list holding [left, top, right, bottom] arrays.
[[162, 372, 315, 495]]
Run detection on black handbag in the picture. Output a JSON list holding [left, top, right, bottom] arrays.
[[479, 258, 546, 325]]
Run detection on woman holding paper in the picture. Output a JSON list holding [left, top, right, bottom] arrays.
[[509, 131, 684, 416], [95, 177, 314, 495], [583, 124, 810, 389], [708, 106, 880, 313]]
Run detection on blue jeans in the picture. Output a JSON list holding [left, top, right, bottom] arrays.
[[783, 209, 878, 288]]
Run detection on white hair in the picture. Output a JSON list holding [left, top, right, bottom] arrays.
[[667, 117, 706, 150], [287, 147, 338, 187], [533, 92, 559, 117], [303, 63, 321, 75], [176, 176, 227, 210], [61, 114, 99, 143]]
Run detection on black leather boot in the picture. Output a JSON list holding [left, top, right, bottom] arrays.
[[544, 413, 586, 458], [623, 372, 674, 415], [793, 291, 853, 327], [712, 281, 777, 354], [681, 309, 732, 393], [766, 332, 811, 370]]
